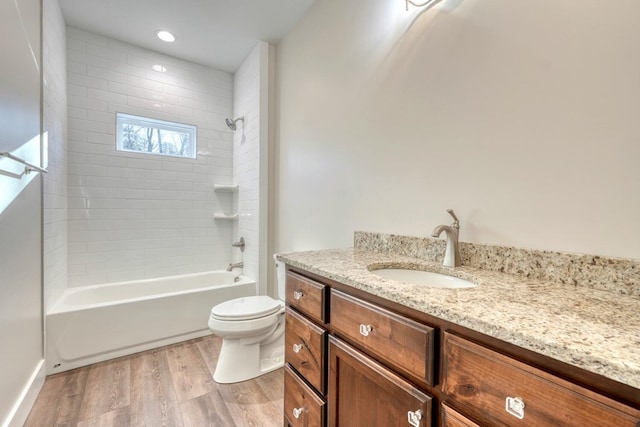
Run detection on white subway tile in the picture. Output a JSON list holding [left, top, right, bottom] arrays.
[[86, 109, 115, 124], [68, 60, 87, 74], [87, 65, 128, 84], [66, 37, 86, 52], [68, 95, 108, 112], [108, 60, 146, 78], [68, 72, 108, 90], [87, 88, 128, 104], [145, 89, 179, 105], [67, 49, 108, 68], [87, 132, 114, 146], [107, 81, 146, 98], [127, 75, 163, 91], [162, 83, 210, 102], [145, 70, 179, 86], [85, 43, 127, 62], [68, 107, 87, 119], [68, 264, 87, 277]]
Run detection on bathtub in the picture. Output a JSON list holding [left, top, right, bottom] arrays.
[[46, 271, 256, 374]]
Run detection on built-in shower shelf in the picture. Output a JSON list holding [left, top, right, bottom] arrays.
[[214, 184, 239, 193], [214, 213, 239, 220]]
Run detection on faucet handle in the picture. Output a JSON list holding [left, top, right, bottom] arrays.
[[446, 209, 460, 228]]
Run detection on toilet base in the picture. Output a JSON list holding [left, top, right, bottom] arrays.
[[213, 317, 285, 384]]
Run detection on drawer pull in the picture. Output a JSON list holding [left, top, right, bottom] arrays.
[[293, 290, 304, 300], [359, 324, 373, 337], [505, 396, 525, 419], [293, 343, 305, 353], [292, 405, 306, 419], [407, 409, 423, 426]]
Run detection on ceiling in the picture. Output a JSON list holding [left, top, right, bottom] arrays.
[[58, 0, 316, 72]]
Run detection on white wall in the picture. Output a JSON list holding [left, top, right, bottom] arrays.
[[276, 0, 640, 259], [232, 41, 270, 293], [43, 0, 68, 311], [66, 28, 235, 286], [0, 0, 44, 424]]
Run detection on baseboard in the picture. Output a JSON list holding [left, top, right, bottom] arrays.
[[2, 359, 45, 427]]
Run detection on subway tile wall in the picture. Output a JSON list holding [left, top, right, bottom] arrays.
[[66, 27, 235, 286], [233, 43, 262, 283], [43, 0, 68, 309]]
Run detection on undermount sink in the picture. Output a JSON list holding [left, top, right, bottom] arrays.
[[370, 268, 477, 289]]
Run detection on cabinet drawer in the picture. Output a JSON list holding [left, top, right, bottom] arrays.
[[285, 364, 326, 427], [330, 289, 435, 387], [285, 308, 327, 394], [328, 336, 432, 427], [441, 404, 482, 427], [442, 333, 640, 427], [286, 271, 327, 324]]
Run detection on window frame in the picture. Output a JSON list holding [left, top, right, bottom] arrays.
[[115, 112, 197, 159]]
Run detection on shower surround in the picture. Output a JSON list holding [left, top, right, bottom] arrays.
[[66, 27, 236, 286]]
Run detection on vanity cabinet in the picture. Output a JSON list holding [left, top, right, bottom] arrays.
[[283, 265, 640, 427]]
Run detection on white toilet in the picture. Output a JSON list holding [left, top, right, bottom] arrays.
[[208, 256, 286, 383]]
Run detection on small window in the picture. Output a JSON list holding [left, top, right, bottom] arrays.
[[116, 113, 197, 159]]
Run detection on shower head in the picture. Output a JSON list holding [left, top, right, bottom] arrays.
[[225, 117, 244, 131]]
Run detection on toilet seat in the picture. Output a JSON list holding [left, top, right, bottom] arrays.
[[211, 296, 282, 321]]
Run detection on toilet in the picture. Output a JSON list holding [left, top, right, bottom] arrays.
[[208, 255, 286, 383]]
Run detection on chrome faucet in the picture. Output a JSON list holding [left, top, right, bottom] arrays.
[[431, 209, 461, 268], [226, 262, 243, 272], [232, 237, 245, 252]]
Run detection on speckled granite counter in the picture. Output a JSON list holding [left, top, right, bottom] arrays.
[[277, 248, 640, 390]]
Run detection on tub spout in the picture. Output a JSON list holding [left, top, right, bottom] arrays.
[[226, 262, 243, 272]]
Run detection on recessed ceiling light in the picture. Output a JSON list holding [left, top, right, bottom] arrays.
[[155, 30, 175, 43], [152, 64, 167, 73]]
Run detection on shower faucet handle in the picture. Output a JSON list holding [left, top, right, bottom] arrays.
[[232, 237, 245, 252]]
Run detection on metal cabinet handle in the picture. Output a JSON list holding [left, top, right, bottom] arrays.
[[359, 324, 372, 337], [506, 396, 525, 419], [407, 409, 423, 426], [293, 290, 304, 300], [293, 343, 304, 353], [293, 406, 306, 419]]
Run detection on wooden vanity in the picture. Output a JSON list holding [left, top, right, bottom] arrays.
[[282, 266, 640, 427]]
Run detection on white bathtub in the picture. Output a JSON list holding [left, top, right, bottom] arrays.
[[46, 271, 255, 374]]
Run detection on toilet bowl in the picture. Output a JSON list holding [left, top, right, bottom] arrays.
[[208, 255, 287, 383]]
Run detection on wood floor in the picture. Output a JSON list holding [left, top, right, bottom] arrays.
[[25, 335, 284, 426]]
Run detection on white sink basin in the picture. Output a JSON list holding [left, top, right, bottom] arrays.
[[371, 269, 476, 289]]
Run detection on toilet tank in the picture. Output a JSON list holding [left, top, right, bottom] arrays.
[[274, 254, 286, 301]]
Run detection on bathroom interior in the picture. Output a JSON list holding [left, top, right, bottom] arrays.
[[1, 0, 639, 426]]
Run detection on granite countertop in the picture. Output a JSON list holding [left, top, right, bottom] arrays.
[[277, 247, 640, 390]]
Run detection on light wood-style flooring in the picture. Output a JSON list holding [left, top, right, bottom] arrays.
[[25, 335, 283, 426]]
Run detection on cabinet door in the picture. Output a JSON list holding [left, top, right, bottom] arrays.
[[328, 336, 432, 427]]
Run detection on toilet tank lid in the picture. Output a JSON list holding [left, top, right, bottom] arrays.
[[211, 296, 282, 320]]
